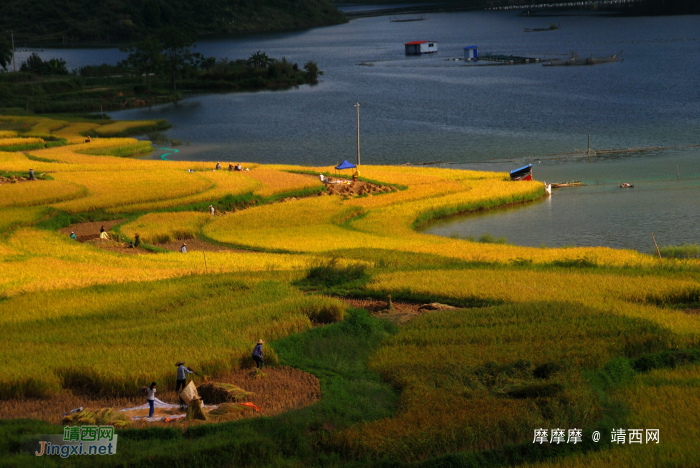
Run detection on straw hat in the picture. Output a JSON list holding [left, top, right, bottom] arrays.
[[175, 361, 185, 366], [257, 339, 264, 344]]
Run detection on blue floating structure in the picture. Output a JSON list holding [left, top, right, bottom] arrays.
[[463, 46, 478, 61]]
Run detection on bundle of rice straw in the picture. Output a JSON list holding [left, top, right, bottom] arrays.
[[62, 408, 130, 428], [186, 398, 207, 421], [249, 369, 267, 379], [208, 403, 246, 417], [197, 382, 252, 404]]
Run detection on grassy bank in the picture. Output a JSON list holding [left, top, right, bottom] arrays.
[[0, 56, 318, 114]]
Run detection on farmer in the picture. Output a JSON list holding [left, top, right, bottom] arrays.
[[181, 242, 187, 253], [252, 339, 264, 369], [228, 163, 233, 171], [29, 168, 34, 181], [70, 231, 77, 240], [215, 162, 221, 170], [175, 361, 195, 392], [100, 225, 105, 234], [235, 163, 242, 171], [209, 205, 215, 216], [146, 382, 157, 418]]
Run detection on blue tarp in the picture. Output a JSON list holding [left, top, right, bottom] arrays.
[[335, 160, 357, 170], [510, 164, 532, 175]]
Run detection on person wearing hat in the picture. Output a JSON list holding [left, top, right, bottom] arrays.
[[252, 339, 264, 369], [175, 361, 195, 393], [70, 231, 77, 240], [181, 242, 187, 253]]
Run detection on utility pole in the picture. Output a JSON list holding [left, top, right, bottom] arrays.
[[11, 30, 15, 72], [354, 101, 360, 167]]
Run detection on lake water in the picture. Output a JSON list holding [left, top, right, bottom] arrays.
[[29, 11, 700, 252]]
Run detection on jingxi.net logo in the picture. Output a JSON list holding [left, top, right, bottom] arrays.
[[23, 425, 118, 458]]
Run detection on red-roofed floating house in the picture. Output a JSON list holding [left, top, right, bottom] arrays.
[[404, 41, 438, 55]]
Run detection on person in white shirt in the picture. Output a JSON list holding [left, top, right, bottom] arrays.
[[146, 382, 157, 417], [181, 243, 187, 253]]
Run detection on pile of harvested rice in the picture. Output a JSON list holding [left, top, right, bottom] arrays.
[[208, 403, 246, 416], [61, 408, 130, 428], [197, 382, 253, 404], [186, 399, 207, 421]]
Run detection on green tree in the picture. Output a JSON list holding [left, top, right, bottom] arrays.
[[0, 36, 12, 71], [120, 36, 163, 95], [303, 60, 323, 83], [19, 53, 68, 75], [248, 51, 272, 69], [158, 27, 196, 91], [142, 0, 162, 28]]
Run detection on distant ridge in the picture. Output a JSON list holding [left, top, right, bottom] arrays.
[[1, 0, 347, 45]]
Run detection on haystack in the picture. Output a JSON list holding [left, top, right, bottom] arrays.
[[197, 382, 252, 404]]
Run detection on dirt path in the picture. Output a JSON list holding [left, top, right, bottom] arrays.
[[59, 219, 126, 241], [0, 367, 320, 427], [342, 298, 426, 324]]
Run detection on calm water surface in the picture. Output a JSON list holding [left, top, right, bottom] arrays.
[[30, 12, 700, 251]]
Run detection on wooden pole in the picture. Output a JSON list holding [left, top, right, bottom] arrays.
[[587, 134, 590, 156], [651, 232, 662, 260], [355, 102, 360, 167]]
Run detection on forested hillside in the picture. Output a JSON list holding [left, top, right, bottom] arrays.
[[1, 0, 346, 45]]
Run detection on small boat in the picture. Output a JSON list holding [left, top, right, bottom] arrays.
[[524, 24, 559, 32], [510, 164, 533, 181], [620, 183, 634, 188]]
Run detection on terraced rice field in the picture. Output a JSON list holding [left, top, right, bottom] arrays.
[[1, 114, 698, 467]]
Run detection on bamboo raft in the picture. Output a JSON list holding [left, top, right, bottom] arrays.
[[479, 53, 541, 64], [390, 15, 426, 22], [544, 52, 623, 66], [551, 181, 585, 188]]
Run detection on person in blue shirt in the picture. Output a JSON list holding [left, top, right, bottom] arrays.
[[252, 339, 264, 369], [70, 231, 77, 240], [175, 361, 195, 393]]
